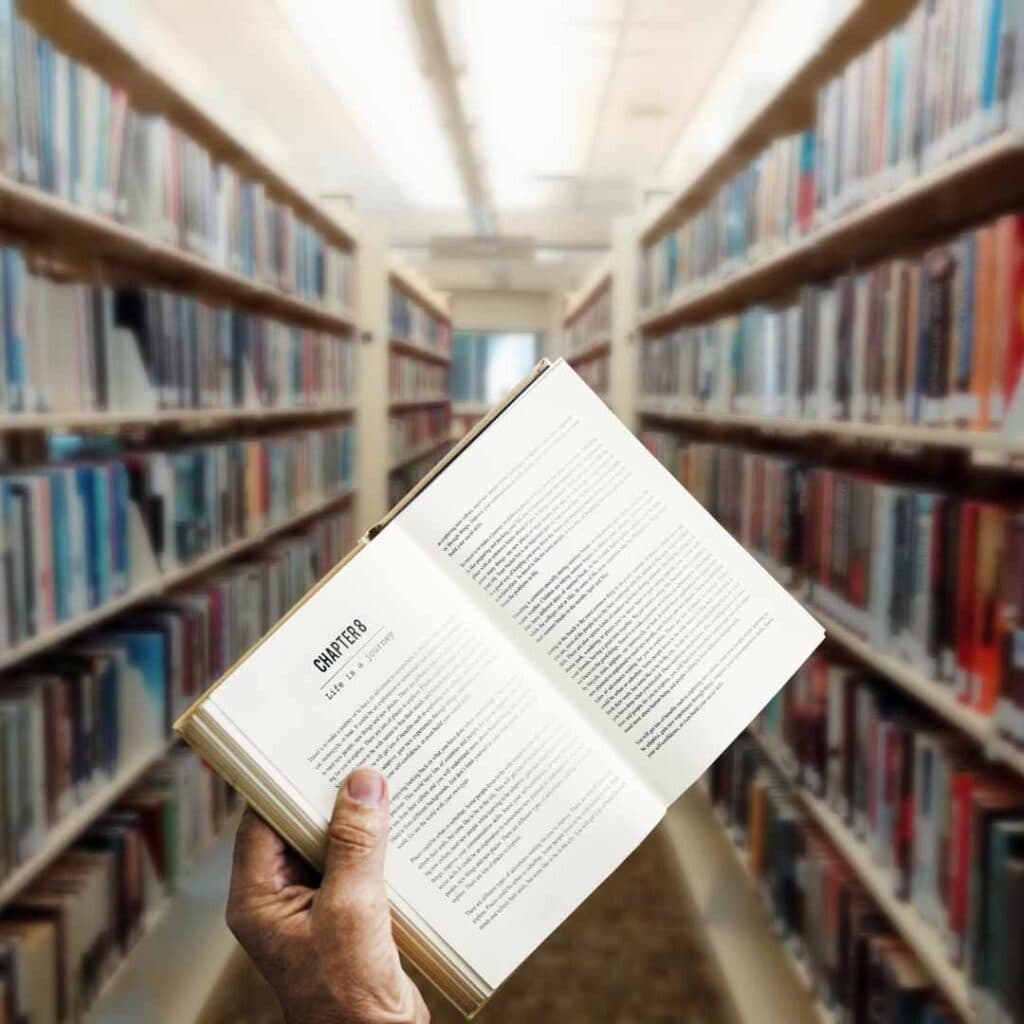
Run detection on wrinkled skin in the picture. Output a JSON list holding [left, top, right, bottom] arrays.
[[225, 767, 430, 1024]]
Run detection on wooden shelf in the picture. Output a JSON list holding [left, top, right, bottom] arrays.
[[709, 802, 837, 1024], [0, 176, 357, 333], [640, 131, 1024, 332], [567, 339, 611, 366], [640, 0, 919, 245], [0, 403, 355, 434], [749, 732, 973, 1020], [23, 0, 357, 252], [748, 545, 1024, 779], [563, 260, 612, 327], [661, 786, 828, 1024], [389, 337, 452, 366], [387, 395, 451, 410], [732, 547, 1024, 780], [806, 601, 1024, 781], [0, 738, 176, 913], [636, 399, 1024, 461], [0, 487, 354, 674], [452, 401, 491, 417], [86, 821, 240, 1024], [388, 439, 450, 474], [388, 261, 451, 324]]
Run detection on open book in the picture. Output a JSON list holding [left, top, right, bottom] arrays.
[[175, 358, 824, 1016]]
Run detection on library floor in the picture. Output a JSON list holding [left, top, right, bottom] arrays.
[[200, 827, 735, 1024]]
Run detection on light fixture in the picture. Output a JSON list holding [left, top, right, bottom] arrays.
[[446, 0, 625, 209], [275, 0, 465, 209]]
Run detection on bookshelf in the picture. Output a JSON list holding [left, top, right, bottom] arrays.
[[386, 257, 453, 506], [0, 1, 370, 1018], [640, 131, 1024, 333], [806, 603, 1024, 781], [0, 737, 175, 913], [749, 731, 972, 1019], [633, 0, 1024, 1019], [21, 0, 359, 253], [0, 404, 356, 435], [85, 820, 240, 1024], [638, 0, 919, 251], [0, 486, 354, 674], [0, 174, 357, 333], [661, 787, 829, 1024], [637, 402, 1024, 463], [562, 259, 612, 403]]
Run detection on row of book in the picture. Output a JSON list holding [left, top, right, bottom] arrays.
[[389, 286, 450, 356], [0, 746, 237, 1024], [755, 650, 1024, 1021], [0, 423, 355, 649], [0, 249, 356, 414], [640, 432, 1024, 734], [816, 0, 1022, 222], [640, 0, 1024, 311], [564, 288, 611, 358], [640, 131, 814, 310], [388, 352, 449, 402], [388, 443, 452, 508], [389, 407, 451, 466], [710, 735, 961, 1023], [572, 355, 610, 400], [0, 502, 350, 888], [0, 2, 353, 310], [640, 211, 1024, 431]]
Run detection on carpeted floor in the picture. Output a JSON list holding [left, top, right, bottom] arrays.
[[202, 828, 735, 1024]]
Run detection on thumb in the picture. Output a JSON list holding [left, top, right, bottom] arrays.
[[322, 766, 390, 905], [315, 769, 423, 1017]]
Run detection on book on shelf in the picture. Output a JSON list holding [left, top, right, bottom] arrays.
[[175, 358, 824, 1015], [640, 208, 1024, 435], [753, 647, 1024, 1022], [640, 0, 1024, 313], [387, 443, 453, 508], [389, 406, 451, 465], [0, 0, 354, 310], [0, 247, 355, 416], [388, 352, 449, 402], [0, 424, 355, 649], [710, 734, 963, 1023], [0, 745, 236, 1024], [389, 285, 449, 355], [640, 433, 1024, 739], [0, 504, 351, 891], [564, 287, 610, 356]]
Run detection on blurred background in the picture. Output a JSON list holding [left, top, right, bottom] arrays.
[[0, 0, 1020, 1020]]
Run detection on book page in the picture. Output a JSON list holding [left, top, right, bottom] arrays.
[[204, 526, 662, 988], [392, 361, 824, 805]]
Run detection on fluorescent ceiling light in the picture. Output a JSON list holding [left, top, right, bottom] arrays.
[[445, 0, 625, 209], [275, 0, 464, 209], [659, 0, 846, 183]]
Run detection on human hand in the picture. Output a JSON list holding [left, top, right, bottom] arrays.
[[226, 767, 429, 1024]]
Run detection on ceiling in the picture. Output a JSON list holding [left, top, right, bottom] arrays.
[[132, 0, 756, 255]]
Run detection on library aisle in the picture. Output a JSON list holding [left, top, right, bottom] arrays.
[[0, 0, 1022, 1021]]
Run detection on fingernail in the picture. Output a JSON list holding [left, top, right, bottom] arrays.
[[346, 767, 385, 805]]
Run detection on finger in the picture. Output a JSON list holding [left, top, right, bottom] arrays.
[[316, 770, 414, 1008], [230, 807, 287, 898], [321, 766, 390, 899]]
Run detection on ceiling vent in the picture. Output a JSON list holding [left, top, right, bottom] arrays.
[[430, 235, 536, 260]]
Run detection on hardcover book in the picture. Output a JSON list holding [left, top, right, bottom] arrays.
[[175, 359, 824, 1016]]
